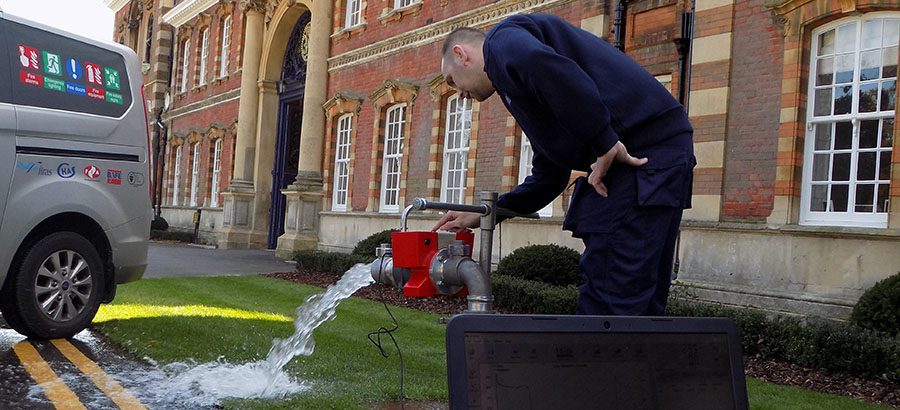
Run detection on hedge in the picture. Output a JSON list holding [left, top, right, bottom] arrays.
[[149, 229, 194, 243], [351, 229, 397, 258], [495, 244, 582, 287], [667, 297, 900, 381], [491, 273, 578, 315], [293, 250, 372, 275]]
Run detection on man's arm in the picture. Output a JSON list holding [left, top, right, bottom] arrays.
[[486, 21, 620, 160]]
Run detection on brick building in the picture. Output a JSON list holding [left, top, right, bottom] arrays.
[[107, 0, 900, 319]]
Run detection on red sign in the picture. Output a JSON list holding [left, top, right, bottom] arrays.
[[85, 62, 103, 86], [84, 165, 101, 179], [19, 71, 43, 87], [107, 169, 122, 185], [17, 45, 40, 70], [86, 86, 105, 100]]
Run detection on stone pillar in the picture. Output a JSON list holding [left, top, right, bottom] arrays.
[[276, 0, 332, 258], [219, 0, 265, 249]]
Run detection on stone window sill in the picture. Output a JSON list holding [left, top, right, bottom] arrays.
[[332, 22, 368, 41], [379, 2, 423, 24]]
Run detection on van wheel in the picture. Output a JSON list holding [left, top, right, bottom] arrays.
[[0, 232, 104, 339]]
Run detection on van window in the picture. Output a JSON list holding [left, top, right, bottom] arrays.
[[0, 19, 11, 104], [5, 19, 132, 117]]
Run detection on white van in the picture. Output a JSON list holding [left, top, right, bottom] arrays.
[[0, 12, 151, 338]]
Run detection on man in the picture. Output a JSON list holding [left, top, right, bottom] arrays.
[[433, 13, 695, 316]]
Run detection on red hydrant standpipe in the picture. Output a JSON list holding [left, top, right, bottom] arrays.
[[370, 192, 498, 313]]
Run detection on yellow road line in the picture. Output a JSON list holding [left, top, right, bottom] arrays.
[[51, 339, 148, 410], [12, 341, 86, 410]]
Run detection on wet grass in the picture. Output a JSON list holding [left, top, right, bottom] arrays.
[[93, 276, 890, 409]]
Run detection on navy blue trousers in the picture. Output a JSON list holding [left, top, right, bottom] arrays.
[[564, 143, 692, 316]]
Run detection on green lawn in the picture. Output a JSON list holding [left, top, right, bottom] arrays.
[[93, 276, 890, 409]]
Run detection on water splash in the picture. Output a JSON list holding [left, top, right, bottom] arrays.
[[261, 263, 374, 394]]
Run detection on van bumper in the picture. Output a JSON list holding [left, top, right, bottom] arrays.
[[107, 215, 150, 284]]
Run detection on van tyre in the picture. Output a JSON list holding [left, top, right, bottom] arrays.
[[0, 232, 104, 339]]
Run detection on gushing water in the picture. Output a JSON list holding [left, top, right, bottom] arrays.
[[83, 263, 375, 407], [261, 262, 374, 394]]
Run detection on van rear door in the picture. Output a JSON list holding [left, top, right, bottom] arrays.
[[0, 17, 16, 223]]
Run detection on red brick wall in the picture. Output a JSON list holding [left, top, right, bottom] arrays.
[[721, 0, 783, 221]]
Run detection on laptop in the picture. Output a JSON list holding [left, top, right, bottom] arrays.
[[446, 314, 748, 410]]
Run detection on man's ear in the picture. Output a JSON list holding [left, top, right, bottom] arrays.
[[452, 44, 468, 66]]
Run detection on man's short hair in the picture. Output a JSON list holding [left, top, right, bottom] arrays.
[[441, 27, 486, 57]]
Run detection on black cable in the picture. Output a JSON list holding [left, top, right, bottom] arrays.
[[368, 251, 405, 408]]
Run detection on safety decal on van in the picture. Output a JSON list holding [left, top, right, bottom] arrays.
[[84, 165, 101, 180], [44, 77, 66, 93], [65, 58, 83, 81], [65, 82, 87, 97], [127, 172, 145, 187], [19, 71, 43, 87], [17, 45, 40, 71], [107, 169, 122, 185], [86, 86, 105, 100], [106, 92, 124, 105], [17, 161, 52, 176], [57, 163, 76, 179], [104, 67, 120, 91], [43, 51, 62, 76], [85, 62, 103, 86]]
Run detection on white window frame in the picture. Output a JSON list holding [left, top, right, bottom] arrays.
[[519, 133, 553, 218], [210, 139, 222, 207], [345, 0, 361, 29], [380, 104, 406, 213], [394, 0, 415, 9], [800, 13, 898, 228], [332, 114, 353, 211], [198, 28, 209, 86], [190, 142, 201, 207], [179, 40, 190, 93], [172, 145, 183, 206], [440, 96, 472, 204], [218, 16, 231, 78]]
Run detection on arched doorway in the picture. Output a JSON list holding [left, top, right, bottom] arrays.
[[268, 12, 311, 249]]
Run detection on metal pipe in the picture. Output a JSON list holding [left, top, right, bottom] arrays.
[[613, 0, 629, 52], [457, 259, 492, 312], [411, 197, 489, 214], [477, 191, 497, 279]]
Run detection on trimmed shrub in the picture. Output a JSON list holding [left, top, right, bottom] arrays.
[[667, 298, 900, 381], [150, 229, 193, 243], [495, 244, 581, 286], [491, 273, 578, 314], [293, 250, 371, 275], [150, 216, 169, 231], [851, 272, 900, 336], [351, 229, 398, 258]]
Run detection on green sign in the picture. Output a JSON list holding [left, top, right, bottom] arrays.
[[106, 91, 123, 105], [42, 51, 61, 76], [44, 77, 65, 92], [104, 67, 120, 90]]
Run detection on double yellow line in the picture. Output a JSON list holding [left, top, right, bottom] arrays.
[[12, 339, 147, 410]]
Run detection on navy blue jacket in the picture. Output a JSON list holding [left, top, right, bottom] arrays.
[[486, 14, 694, 217]]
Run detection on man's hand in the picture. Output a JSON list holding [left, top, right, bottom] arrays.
[[588, 141, 648, 197], [432, 211, 480, 232]]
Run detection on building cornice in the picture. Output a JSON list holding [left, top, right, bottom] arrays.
[[162, 0, 218, 27], [104, 0, 130, 12], [327, 0, 577, 72]]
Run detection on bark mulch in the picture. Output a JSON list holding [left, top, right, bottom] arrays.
[[266, 270, 900, 408]]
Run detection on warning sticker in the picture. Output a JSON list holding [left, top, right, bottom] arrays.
[[42, 51, 62, 76], [19, 70, 43, 87], [66, 82, 87, 96], [85, 62, 104, 86], [86, 86, 105, 100], [17, 45, 40, 70], [105, 91, 123, 105], [44, 77, 65, 92]]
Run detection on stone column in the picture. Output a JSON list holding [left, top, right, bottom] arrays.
[[219, 0, 266, 249], [276, 0, 332, 258]]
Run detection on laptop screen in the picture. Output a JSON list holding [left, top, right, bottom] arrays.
[[447, 315, 748, 410]]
